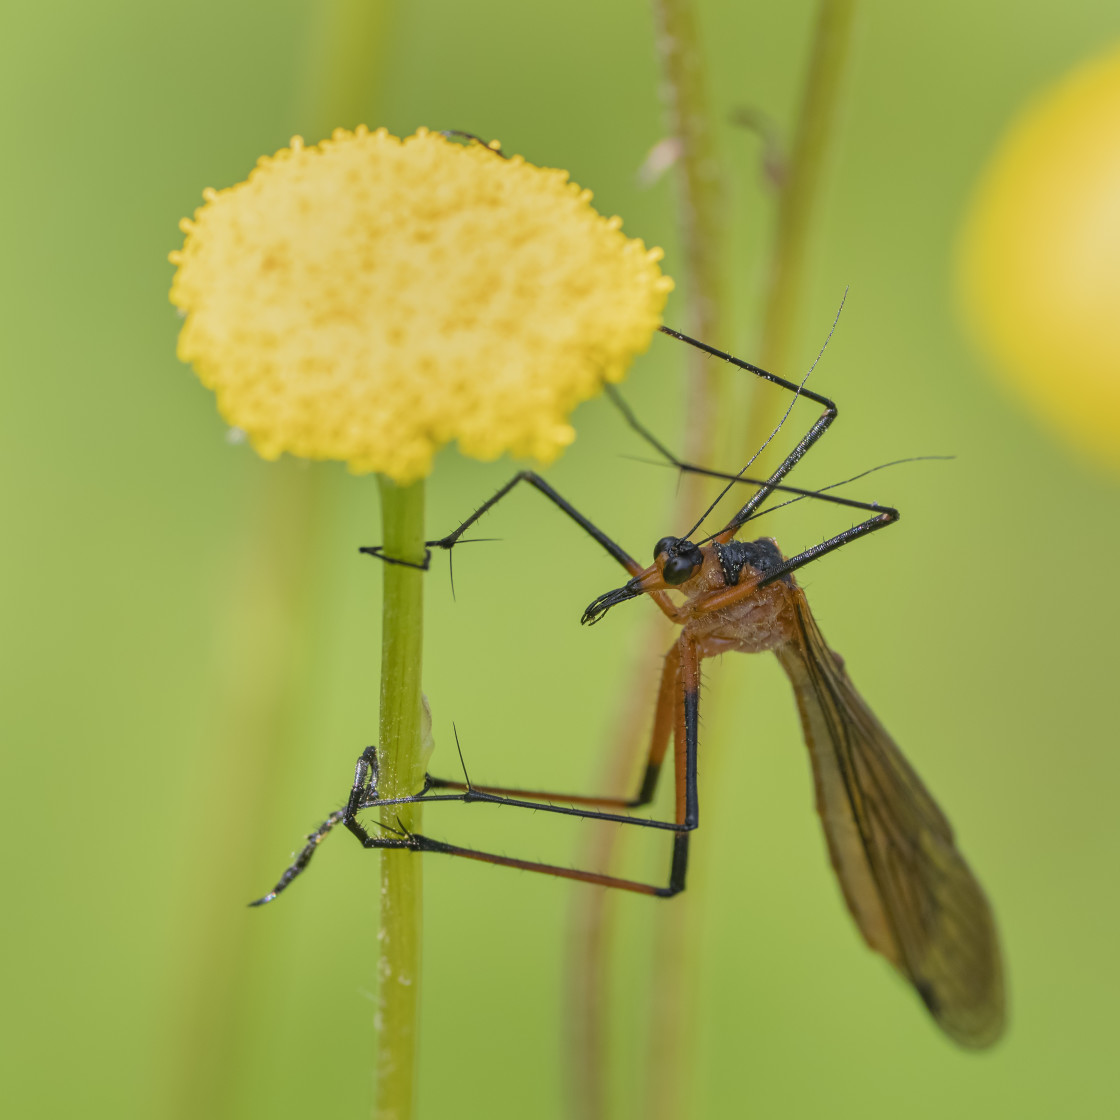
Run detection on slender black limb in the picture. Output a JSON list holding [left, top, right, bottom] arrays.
[[355, 787, 688, 832], [657, 323, 840, 541], [606, 383, 945, 521], [256, 644, 700, 900], [358, 544, 432, 572], [345, 729, 696, 897], [250, 745, 404, 905], [342, 745, 380, 839], [417, 643, 680, 816], [421, 771, 664, 811], [358, 537, 502, 573], [738, 457, 949, 525], [347, 829, 688, 898], [756, 505, 899, 590], [343, 647, 700, 895], [252, 759, 692, 903], [440, 130, 508, 158], [248, 808, 349, 907], [363, 471, 642, 576]]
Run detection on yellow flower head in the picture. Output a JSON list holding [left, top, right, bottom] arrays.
[[169, 127, 674, 482]]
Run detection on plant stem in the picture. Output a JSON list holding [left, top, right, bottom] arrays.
[[746, 0, 858, 462], [566, 5, 730, 1119], [565, 6, 858, 1119], [647, 6, 735, 1120], [374, 476, 426, 1120], [169, 463, 322, 1120], [651, 0, 731, 462]]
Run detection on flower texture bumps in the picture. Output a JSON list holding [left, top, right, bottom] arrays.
[[170, 127, 674, 482]]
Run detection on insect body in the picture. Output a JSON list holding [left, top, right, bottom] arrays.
[[254, 324, 1005, 1048], [593, 530, 1004, 1048]]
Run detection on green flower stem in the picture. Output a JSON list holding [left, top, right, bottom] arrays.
[[651, 0, 731, 466], [374, 476, 426, 1120], [746, 0, 858, 462]]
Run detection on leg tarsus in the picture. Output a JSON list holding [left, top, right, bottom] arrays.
[[362, 470, 641, 576], [248, 808, 347, 907], [357, 544, 432, 571]]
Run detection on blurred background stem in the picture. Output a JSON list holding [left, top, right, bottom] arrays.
[[169, 463, 322, 1120], [566, 3, 857, 1118], [746, 0, 859, 463], [566, 0, 731, 1116], [651, 0, 732, 460], [374, 477, 427, 1120]]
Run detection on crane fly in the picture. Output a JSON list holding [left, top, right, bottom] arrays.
[[253, 322, 1006, 1049]]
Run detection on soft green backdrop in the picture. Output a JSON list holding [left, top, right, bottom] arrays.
[[3, 2, 1118, 1117]]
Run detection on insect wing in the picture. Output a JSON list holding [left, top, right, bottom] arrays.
[[777, 591, 1005, 1048]]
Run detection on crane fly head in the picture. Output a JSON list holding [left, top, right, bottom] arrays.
[[580, 537, 706, 626], [652, 536, 704, 585]]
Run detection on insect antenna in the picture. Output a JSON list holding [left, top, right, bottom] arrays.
[[606, 383, 947, 523], [671, 287, 848, 543], [732, 455, 954, 528]]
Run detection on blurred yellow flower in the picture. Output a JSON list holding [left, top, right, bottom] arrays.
[[957, 45, 1120, 474], [170, 127, 673, 482]]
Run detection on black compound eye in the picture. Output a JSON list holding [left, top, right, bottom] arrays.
[[653, 536, 679, 560], [662, 543, 702, 585]]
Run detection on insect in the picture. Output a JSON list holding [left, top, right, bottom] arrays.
[[253, 323, 1005, 1049]]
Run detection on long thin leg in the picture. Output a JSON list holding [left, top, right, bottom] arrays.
[[247, 808, 348, 906], [757, 507, 898, 589], [249, 746, 383, 906], [252, 644, 700, 901], [657, 325, 840, 539], [360, 653, 681, 831], [350, 641, 696, 897], [606, 383, 893, 522], [423, 642, 679, 811], [363, 469, 685, 622], [361, 470, 643, 576]]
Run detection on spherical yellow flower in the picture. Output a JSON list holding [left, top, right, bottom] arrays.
[[957, 45, 1120, 474], [169, 127, 674, 482]]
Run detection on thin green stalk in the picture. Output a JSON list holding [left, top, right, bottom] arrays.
[[374, 476, 426, 1120], [566, 6, 858, 1119], [746, 0, 858, 461], [646, 5, 734, 1120], [651, 0, 731, 463], [565, 4, 730, 1119], [169, 464, 321, 1120]]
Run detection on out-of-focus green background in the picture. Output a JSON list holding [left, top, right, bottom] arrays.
[[4, 3, 1118, 1117]]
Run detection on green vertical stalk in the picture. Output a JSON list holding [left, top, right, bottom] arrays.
[[646, 5, 734, 1120], [169, 464, 322, 1120], [746, 0, 858, 461], [374, 476, 426, 1120], [566, 5, 730, 1120], [651, 0, 731, 463], [566, 6, 859, 1120]]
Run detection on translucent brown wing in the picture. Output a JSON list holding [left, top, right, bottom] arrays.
[[775, 588, 1005, 1048]]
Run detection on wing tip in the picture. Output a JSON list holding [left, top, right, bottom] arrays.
[[917, 978, 1007, 1050]]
